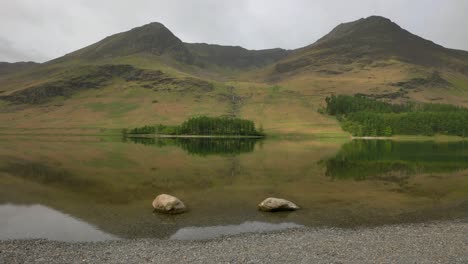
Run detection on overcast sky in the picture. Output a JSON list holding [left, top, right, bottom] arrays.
[[1, 0, 467, 63]]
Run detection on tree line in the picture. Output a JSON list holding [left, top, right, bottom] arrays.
[[325, 95, 468, 137], [125, 116, 264, 136]]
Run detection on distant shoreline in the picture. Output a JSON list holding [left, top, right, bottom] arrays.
[[352, 134, 468, 141], [351, 136, 391, 140]]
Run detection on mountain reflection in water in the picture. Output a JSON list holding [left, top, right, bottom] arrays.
[[0, 204, 119, 242]]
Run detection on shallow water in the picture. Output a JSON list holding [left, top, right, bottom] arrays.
[[0, 204, 118, 242], [0, 136, 467, 241]]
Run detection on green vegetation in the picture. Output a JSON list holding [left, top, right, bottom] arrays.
[[86, 102, 138, 117], [126, 137, 258, 156], [127, 116, 265, 136], [325, 95, 468, 137], [125, 124, 180, 135], [324, 140, 468, 181]]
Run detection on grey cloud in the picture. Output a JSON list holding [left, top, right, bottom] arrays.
[[0, 0, 467, 62]]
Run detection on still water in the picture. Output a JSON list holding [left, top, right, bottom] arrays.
[[0, 136, 467, 241]]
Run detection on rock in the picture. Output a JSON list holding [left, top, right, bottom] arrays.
[[258, 197, 299, 212], [152, 194, 186, 214]]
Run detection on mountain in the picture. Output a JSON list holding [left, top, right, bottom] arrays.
[[1, 16, 468, 136], [60, 22, 194, 64], [0, 61, 39, 76], [186, 43, 290, 69], [56, 22, 290, 71], [273, 16, 468, 75]]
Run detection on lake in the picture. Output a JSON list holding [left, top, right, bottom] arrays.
[[0, 136, 467, 241]]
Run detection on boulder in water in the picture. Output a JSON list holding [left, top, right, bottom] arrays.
[[258, 197, 299, 212], [152, 194, 186, 214]]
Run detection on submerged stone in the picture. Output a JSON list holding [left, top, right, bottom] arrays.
[[258, 197, 300, 212], [152, 194, 186, 214]]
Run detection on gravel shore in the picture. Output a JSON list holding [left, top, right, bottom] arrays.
[[1, 221, 467, 263]]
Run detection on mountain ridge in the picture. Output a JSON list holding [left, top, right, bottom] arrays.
[[59, 22, 194, 64], [271, 16, 468, 76], [4, 16, 468, 74], [0, 61, 39, 76]]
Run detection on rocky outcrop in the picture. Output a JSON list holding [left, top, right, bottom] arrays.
[[390, 71, 450, 89], [1, 64, 213, 104], [258, 197, 300, 212], [152, 194, 186, 214], [0, 65, 130, 104]]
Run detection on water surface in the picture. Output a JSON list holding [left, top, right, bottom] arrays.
[[0, 204, 118, 242], [0, 136, 467, 241]]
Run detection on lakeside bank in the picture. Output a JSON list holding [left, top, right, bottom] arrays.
[[352, 134, 468, 142], [1, 220, 466, 263]]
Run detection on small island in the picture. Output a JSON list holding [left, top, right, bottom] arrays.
[[123, 116, 265, 138]]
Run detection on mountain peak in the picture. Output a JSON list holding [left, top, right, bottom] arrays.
[[314, 15, 402, 45], [142, 21, 165, 27], [342, 15, 395, 27], [358, 15, 401, 30], [274, 15, 468, 75], [64, 21, 194, 63], [131, 21, 169, 32], [363, 15, 393, 23]]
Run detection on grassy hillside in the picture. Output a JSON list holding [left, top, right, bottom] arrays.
[[1, 16, 468, 136], [247, 16, 468, 107]]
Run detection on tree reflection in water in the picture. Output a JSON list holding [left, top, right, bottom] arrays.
[[125, 137, 260, 156]]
